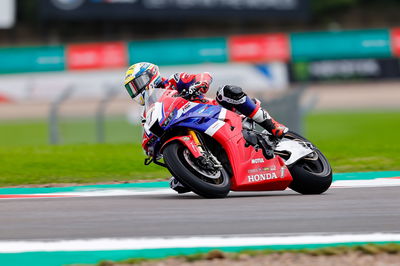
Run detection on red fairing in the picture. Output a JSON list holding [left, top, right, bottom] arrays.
[[211, 109, 293, 191], [161, 135, 203, 158]]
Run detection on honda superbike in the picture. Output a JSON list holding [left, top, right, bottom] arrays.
[[141, 89, 332, 198]]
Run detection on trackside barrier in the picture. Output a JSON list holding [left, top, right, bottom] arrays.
[[48, 86, 313, 144], [48, 86, 75, 145], [48, 85, 120, 145], [96, 85, 120, 143], [260, 86, 315, 134]]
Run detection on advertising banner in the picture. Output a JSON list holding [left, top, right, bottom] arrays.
[[288, 58, 400, 82], [0, 46, 65, 74], [66, 42, 127, 70], [41, 0, 309, 20], [390, 28, 400, 57], [291, 29, 392, 61], [128, 38, 228, 66], [228, 33, 290, 63]]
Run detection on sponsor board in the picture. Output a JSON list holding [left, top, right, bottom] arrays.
[[288, 58, 400, 82], [0, 46, 65, 74], [128, 37, 228, 66], [229, 33, 290, 63], [291, 29, 392, 61], [66, 42, 127, 70], [391, 27, 400, 57]]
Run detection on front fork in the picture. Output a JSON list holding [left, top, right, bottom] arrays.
[[146, 130, 222, 169], [188, 130, 222, 169]]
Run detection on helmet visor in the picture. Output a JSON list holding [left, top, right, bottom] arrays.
[[125, 73, 151, 99]]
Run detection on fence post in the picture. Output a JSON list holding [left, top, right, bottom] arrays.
[[48, 86, 74, 145], [96, 85, 120, 143], [260, 86, 309, 134]]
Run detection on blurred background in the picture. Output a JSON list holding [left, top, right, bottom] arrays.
[[0, 0, 399, 185]]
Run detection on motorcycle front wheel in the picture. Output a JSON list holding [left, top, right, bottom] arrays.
[[163, 142, 231, 198], [284, 131, 333, 194]]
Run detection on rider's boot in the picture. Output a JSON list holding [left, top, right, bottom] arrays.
[[169, 177, 191, 194], [251, 107, 289, 139]]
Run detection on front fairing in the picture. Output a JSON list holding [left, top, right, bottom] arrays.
[[142, 89, 222, 157]]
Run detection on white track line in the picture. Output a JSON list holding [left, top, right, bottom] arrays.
[[1, 233, 399, 253], [331, 178, 400, 188], [1, 178, 400, 200]]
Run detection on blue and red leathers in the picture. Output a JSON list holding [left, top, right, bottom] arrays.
[[158, 72, 288, 138]]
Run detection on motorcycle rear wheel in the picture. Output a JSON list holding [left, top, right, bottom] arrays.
[[163, 142, 231, 198], [284, 131, 332, 194]]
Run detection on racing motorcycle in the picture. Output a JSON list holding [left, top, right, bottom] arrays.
[[142, 88, 332, 198]]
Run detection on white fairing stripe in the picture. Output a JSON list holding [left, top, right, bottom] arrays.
[[176, 102, 199, 118], [218, 108, 227, 121], [205, 120, 225, 136]]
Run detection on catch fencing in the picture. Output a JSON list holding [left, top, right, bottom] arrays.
[[48, 85, 314, 145]]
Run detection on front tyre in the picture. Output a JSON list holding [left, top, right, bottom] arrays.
[[285, 131, 332, 194], [163, 142, 231, 198]]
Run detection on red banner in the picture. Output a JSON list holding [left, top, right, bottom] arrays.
[[228, 33, 290, 62], [66, 42, 127, 70], [391, 28, 400, 57]]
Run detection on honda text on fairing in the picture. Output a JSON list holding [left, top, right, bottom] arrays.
[[142, 88, 332, 198]]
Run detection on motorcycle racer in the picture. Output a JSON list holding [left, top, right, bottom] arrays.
[[124, 62, 289, 193]]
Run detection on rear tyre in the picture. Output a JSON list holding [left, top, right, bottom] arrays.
[[285, 131, 332, 194], [163, 142, 231, 198]]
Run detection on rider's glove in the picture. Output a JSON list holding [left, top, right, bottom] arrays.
[[188, 81, 209, 95]]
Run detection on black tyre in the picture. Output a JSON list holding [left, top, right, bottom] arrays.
[[163, 142, 231, 198], [284, 131, 332, 194]]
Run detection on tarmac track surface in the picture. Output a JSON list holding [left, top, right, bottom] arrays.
[[0, 187, 399, 241]]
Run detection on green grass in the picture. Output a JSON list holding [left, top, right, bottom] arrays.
[[305, 111, 400, 173], [93, 243, 400, 265], [0, 111, 399, 186]]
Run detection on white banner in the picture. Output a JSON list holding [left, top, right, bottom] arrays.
[[0, 0, 16, 29]]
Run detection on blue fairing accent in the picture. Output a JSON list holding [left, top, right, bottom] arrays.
[[149, 103, 223, 157]]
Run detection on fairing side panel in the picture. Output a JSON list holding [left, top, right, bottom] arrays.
[[211, 110, 292, 191]]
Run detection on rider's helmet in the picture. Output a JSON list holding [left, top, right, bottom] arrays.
[[124, 62, 161, 105]]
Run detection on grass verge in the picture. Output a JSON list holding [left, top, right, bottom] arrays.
[[92, 243, 400, 266], [0, 111, 399, 186]]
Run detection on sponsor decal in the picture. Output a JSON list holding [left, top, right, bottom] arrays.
[[182, 136, 190, 141], [248, 172, 278, 182], [248, 166, 276, 174], [251, 158, 265, 164]]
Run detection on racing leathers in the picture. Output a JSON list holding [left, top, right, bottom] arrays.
[[161, 72, 288, 137]]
